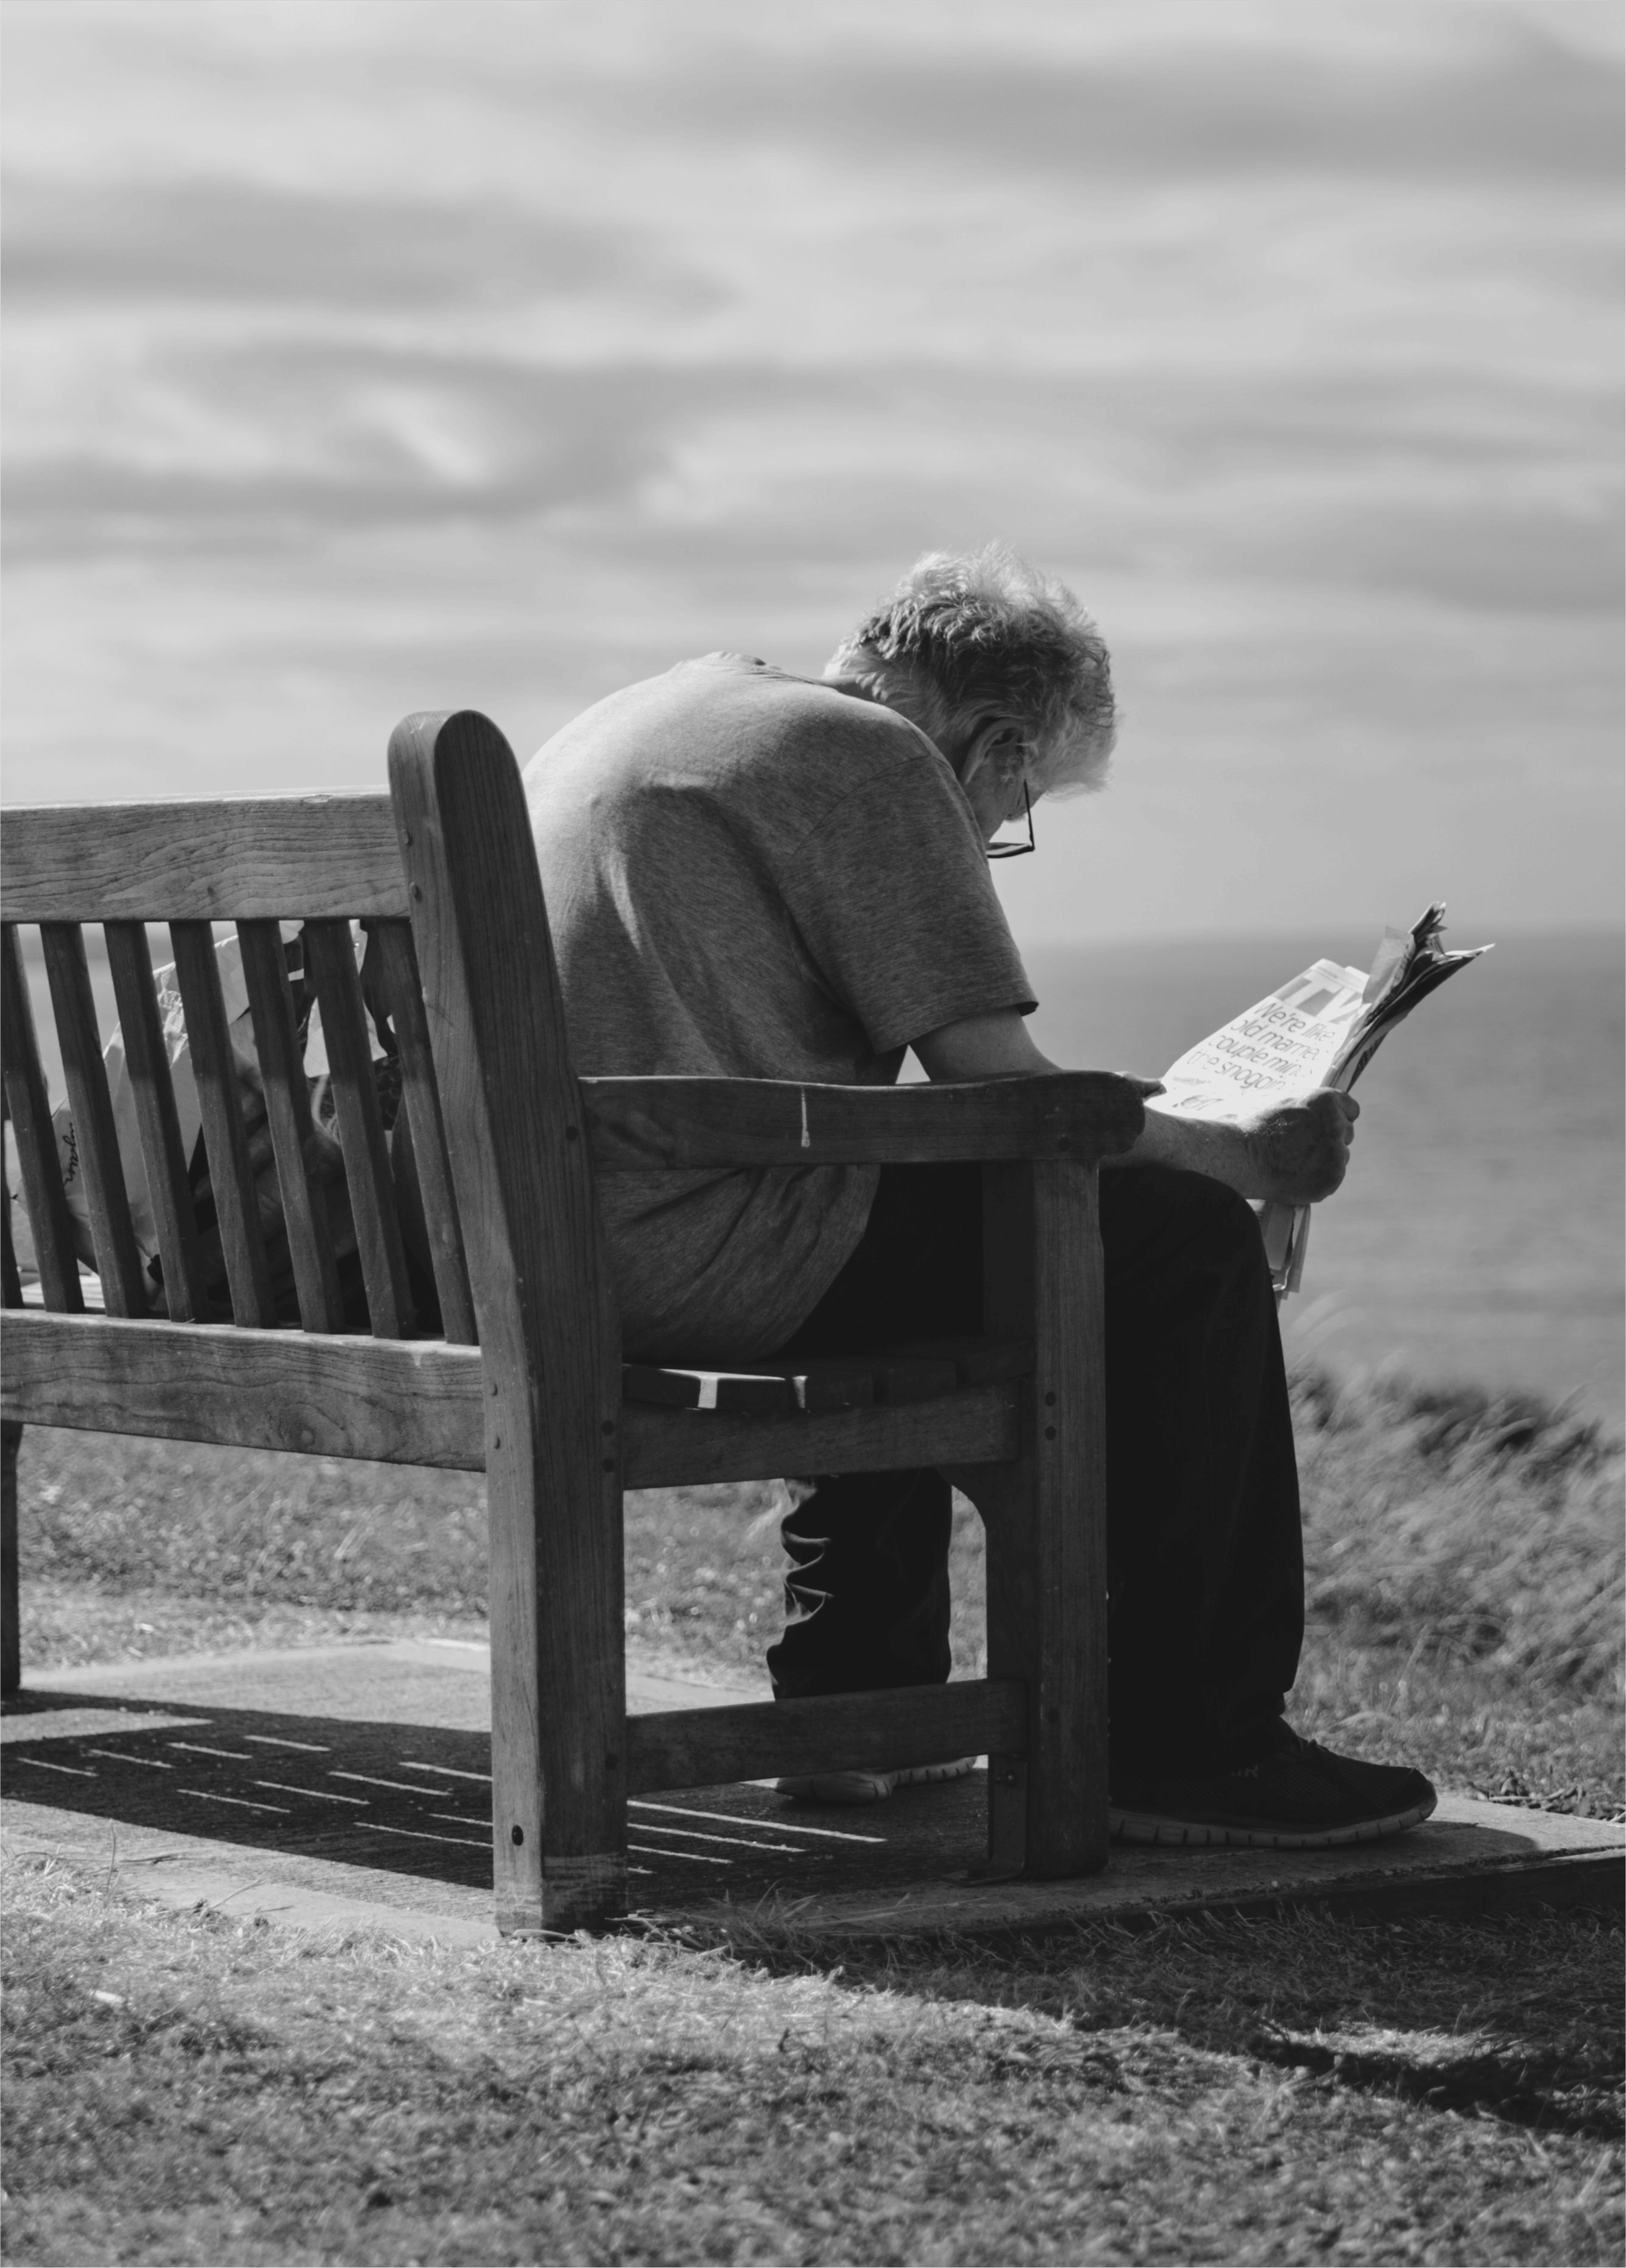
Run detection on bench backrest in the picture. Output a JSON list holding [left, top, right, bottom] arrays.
[[1, 714, 609, 1421], [3, 792, 470, 1339]]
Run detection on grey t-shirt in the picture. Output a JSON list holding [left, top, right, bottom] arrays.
[[523, 653, 1036, 1362]]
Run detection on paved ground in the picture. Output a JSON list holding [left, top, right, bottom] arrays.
[[4, 1639, 1620, 1943]]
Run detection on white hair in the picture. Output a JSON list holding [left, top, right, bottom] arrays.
[[831, 544, 1117, 795]]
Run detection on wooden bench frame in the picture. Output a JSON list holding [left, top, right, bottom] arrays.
[[0, 709, 1144, 1931]]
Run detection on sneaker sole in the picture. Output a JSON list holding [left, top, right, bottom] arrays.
[[1109, 1792, 1436, 1850]]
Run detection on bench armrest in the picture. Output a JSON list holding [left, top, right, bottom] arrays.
[[579, 1071, 1144, 1170]]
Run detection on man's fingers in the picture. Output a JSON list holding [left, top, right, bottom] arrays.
[[1309, 1089, 1358, 1121]]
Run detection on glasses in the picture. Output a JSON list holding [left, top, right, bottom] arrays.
[[986, 780, 1035, 860]]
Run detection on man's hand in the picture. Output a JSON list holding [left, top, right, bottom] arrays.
[[1124, 1089, 1359, 1202], [910, 1009, 1358, 1207], [1239, 1090, 1359, 1205]]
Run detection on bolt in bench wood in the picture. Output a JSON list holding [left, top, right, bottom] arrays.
[[0, 709, 1145, 1931]]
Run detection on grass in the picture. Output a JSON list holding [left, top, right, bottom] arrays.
[[3, 1858, 1621, 2266], [3, 1364, 1622, 2262]]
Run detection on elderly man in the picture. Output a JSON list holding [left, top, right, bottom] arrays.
[[523, 546, 1435, 1848]]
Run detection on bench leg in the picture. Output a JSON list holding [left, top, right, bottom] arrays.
[[2, 1420, 20, 1695], [487, 1434, 628, 1935], [956, 1159, 1109, 1879], [388, 709, 629, 1933]]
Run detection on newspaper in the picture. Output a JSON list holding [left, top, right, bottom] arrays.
[[8, 921, 373, 1293], [1156, 905, 1492, 1297]]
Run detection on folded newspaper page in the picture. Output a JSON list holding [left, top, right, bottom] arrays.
[[1156, 905, 1492, 1298], [7, 921, 374, 1293]]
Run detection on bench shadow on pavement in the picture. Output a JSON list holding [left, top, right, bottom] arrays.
[[0, 1683, 981, 1906]]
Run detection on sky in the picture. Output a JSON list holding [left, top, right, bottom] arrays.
[[3, 0, 1621, 945]]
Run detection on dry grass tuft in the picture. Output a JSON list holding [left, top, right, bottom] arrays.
[[1295, 1369, 1624, 1699]]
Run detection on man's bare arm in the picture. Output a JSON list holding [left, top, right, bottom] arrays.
[[910, 1009, 1358, 1205]]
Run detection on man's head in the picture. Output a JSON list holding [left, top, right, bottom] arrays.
[[826, 545, 1117, 839]]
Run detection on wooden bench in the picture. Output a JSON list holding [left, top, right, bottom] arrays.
[[0, 709, 1145, 1931]]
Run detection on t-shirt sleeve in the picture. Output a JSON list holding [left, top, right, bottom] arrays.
[[776, 738, 1037, 1055]]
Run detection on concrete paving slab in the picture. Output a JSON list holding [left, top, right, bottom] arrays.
[[7, 1823, 495, 1948], [5, 1639, 1619, 1943]]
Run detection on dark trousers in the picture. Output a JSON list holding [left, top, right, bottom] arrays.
[[765, 1162, 1304, 1779]]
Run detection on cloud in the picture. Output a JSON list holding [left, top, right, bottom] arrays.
[[8, 343, 1618, 625], [2, 344, 846, 552], [579, 25, 1621, 188], [1, 177, 715, 313], [1, 0, 1618, 932]]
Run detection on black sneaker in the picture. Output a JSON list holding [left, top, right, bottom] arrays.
[[1110, 1731, 1436, 1850]]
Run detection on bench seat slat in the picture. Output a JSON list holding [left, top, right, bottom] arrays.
[[0, 927, 84, 1314], [304, 920, 415, 1339], [620, 1338, 1035, 1414], [236, 920, 346, 1333], [104, 922, 208, 1322], [0, 1309, 1020, 1484], [371, 920, 477, 1344], [39, 924, 151, 1318], [168, 921, 279, 1327], [622, 1380, 1018, 1488]]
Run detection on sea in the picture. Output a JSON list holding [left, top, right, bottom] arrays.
[[16, 926, 1624, 1430], [1018, 928, 1624, 1428]]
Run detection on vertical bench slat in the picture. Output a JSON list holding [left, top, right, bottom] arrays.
[[104, 921, 208, 1323], [39, 924, 151, 1317], [0, 928, 83, 1312], [1, 1201, 20, 1310], [304, 920, 415, 1339], [168, 921, 278, 1328], [1, 1099, 24, 1310], [371, 918, 477, 1344], [1, 1419, 17, 1695], [236, 920, 346, 1333]]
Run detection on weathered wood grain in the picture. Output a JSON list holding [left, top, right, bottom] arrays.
[[1, 1420, 19, 1695], [104, 921, 208, 1322], [1, 795, 406, 923], [304, 919, 414, 1338], [868, 1354, 959, 1404], [0, 1309, 488, 1468], [236, 920, 346, 1333], [1030, 1157, 1110, 1874], [626, 1679, 1026, 1795], [39, 924, 151, 1318], [952, 1158, 1110, 1880], [168, 921, 277, 1327], [0, 1307, 1021, 1488], [582, 1071, 1144, 1170], [390, 709, 628, 1935], [370, 919, 477, 1344], [0, 1129, 21, 1311], [619, 1381, 1018, 1488], [0, 927, 83, 1315]]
